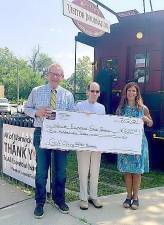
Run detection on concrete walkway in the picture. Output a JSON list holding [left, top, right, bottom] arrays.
[[1, 178, 164, 225]]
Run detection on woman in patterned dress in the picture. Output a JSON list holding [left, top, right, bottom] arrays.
[[116, 82, 153, 210]]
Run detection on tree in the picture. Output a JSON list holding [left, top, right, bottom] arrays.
[[29, 46, 53, 76], [29, 45, 40, 73], [0, 47, 45, 101], [0, 47, 92, 102], [64, 56, 92, 100], [35, 53, 53, 76], [0, 47, 18, 81]]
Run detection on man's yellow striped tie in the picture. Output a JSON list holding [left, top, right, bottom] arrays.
[[50, 90, 56, 110]]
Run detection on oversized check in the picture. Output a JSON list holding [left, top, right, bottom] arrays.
[[40, 111, 143, 155]]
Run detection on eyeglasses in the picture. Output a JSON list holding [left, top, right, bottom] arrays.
[[90, 90, 100, 93], [49, 72, 62, 77]]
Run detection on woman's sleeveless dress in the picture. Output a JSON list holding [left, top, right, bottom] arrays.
[[117, 105, 149, 174]]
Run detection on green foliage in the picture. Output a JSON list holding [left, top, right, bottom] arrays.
[[0, 47, 45, 101], [62, 56, 92, 101], [29, 46, 53, 76], [60, 79, 70, 90], [0, 47, 92, 102], [2, 152, 164, 204], [65, 152, 164, 202], [0, 47, 17, 81]]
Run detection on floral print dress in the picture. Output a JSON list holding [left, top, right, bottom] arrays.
[[117, 105, 149, 174]]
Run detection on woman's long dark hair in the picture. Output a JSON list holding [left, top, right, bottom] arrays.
[[116, 82, 143, 115]]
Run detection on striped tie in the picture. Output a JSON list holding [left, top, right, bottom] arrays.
[[50, 90, 56, 110]]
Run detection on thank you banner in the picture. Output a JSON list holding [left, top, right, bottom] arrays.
[[2, 124, 50, 191]]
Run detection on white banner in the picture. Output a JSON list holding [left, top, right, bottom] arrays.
[[40, 111, 143, 155], [2, 124, 50, 191], [63, 0, 109, 33]]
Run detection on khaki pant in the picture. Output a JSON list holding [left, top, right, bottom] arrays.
[[77, 151, 101, 201]]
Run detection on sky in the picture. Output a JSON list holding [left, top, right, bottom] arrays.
[[0, 0, 164, 78]]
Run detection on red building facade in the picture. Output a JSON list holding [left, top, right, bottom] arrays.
[[76, 10, 164, 168]]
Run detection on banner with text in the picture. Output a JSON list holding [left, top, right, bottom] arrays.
[[40, 111, 143, 155], [2, 124, 50, 191]]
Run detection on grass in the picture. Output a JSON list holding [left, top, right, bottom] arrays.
[[1, 151, 164, 203], [65, 152, 164, 202]]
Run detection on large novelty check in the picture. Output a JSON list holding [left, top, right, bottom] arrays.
[[40, 111, 143, 155]]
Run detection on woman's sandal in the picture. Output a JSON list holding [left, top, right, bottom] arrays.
[[123, 198, 132, 208], [131, 199, 139, 210]]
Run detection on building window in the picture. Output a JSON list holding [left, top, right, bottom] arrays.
[[134, 53, 150, 83]]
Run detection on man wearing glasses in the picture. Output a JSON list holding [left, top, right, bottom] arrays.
[[76, 82, 106, 210], [24, 63, 74, 218]]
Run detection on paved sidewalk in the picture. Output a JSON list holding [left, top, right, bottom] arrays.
[[1, 178, 164, 225], [0, 179, 31, 209]]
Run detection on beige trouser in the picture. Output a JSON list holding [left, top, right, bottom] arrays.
[[77, 151, 101, 201]]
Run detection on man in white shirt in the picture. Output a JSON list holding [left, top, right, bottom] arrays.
[[76, 82, 106, 210]]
